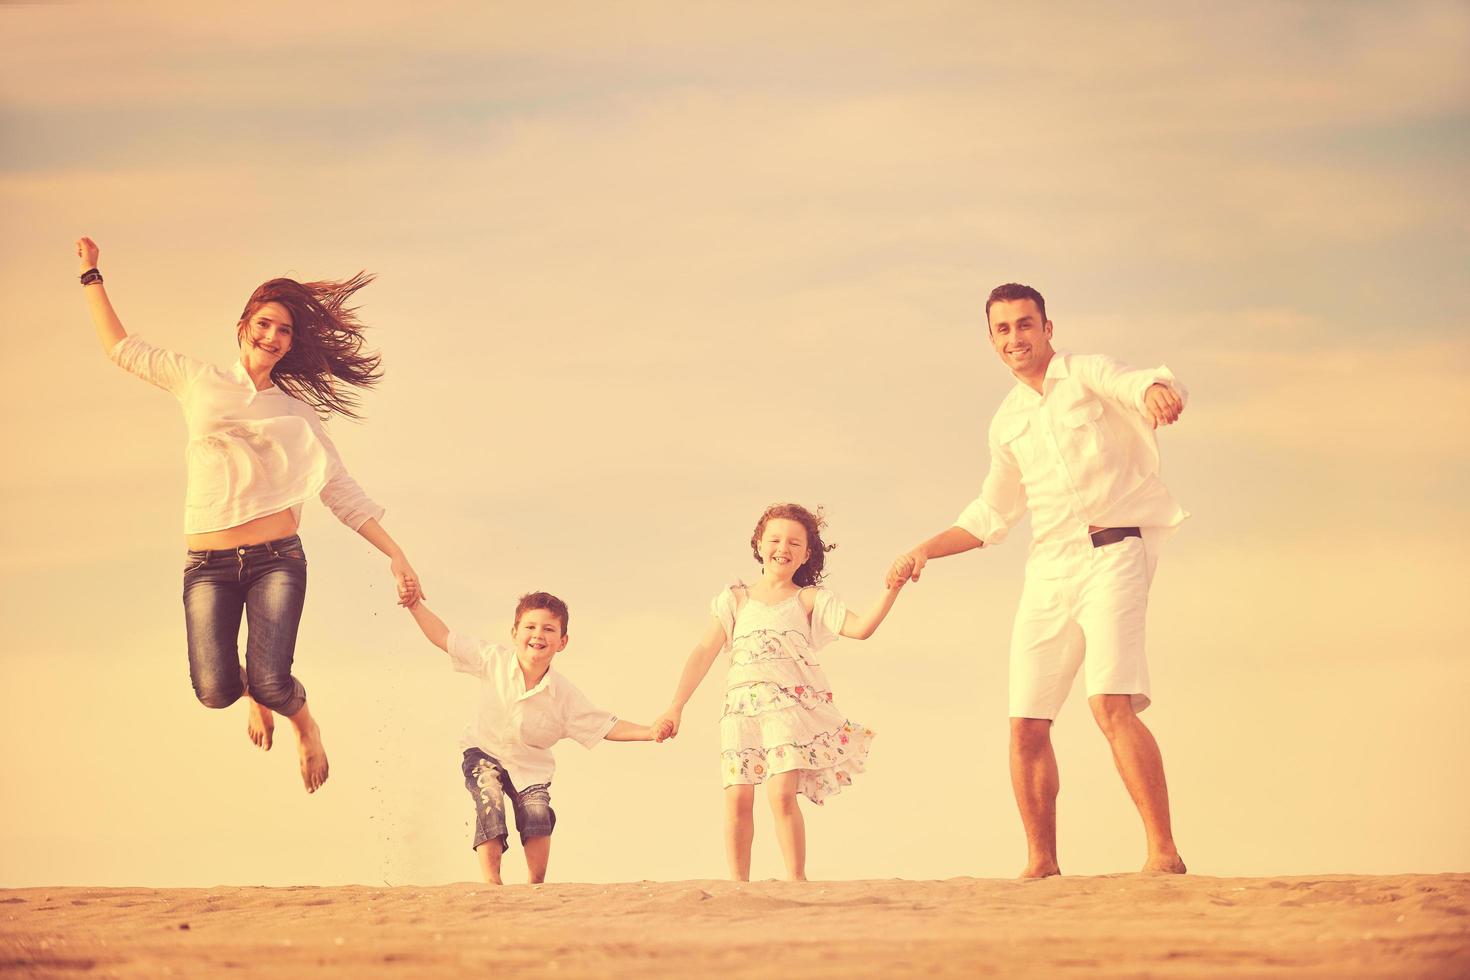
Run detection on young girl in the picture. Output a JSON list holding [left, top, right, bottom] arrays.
[[654, 503, 904, 881], [75, 236, 422, 793]]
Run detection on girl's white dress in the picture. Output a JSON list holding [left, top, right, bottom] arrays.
[[712, 583, 875, 804]]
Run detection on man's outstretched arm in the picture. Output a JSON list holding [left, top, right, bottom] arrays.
[[1074, 354, 1187, 429], [886, 526, 983, 587], [888, 423, 1027, 588]]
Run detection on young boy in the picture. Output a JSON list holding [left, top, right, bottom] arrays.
[[405, 590, 664, 884]]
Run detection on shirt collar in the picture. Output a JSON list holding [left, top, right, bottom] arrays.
[[231, 360, 279, 394], [1010, 350, 1069, 399], [1045, 350, 1071, 381], [507, 653, 554, 701]]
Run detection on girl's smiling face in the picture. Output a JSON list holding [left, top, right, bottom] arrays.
[[759, 518, 810, 582]]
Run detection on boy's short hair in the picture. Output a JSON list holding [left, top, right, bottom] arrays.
[[514, 591, 570, 634]]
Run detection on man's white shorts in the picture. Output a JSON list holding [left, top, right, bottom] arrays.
[[1009, 534, 1153, 720]]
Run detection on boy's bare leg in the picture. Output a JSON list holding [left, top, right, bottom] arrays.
[[241, 667, 274, 751], [283, 700, 329, 793], [1010, 717, 1061, 879], [1088, 694, 1186, 873], [523, 836, 551, 884], [474, 839, 504, 885], [724, 785, 755, 881], [766, 771, 807, 881]]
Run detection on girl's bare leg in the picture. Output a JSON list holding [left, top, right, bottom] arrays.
[[724, 785, 755, 881], [766, 771, 807, 881]]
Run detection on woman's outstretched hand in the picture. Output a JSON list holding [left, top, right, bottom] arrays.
[[392, 554, 425, 607], [76, 236, 99, 273]]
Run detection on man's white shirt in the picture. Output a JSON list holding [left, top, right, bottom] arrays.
[[954, 351, 1188, 579]]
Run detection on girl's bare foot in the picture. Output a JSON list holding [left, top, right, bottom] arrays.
[[286, 703, 329, 793], [246, 696, 274, 751]]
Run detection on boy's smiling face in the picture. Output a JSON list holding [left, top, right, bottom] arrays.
[[511, 607, 568, 676]]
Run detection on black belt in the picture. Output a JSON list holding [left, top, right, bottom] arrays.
[[1090, 526, 1141, 548]]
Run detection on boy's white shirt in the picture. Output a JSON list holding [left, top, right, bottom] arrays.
[[446, 632, 617, 789]]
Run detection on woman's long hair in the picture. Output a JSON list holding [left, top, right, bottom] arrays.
[[237, 273, 382, 420]]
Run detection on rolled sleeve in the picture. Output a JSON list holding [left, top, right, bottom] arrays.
[[1074, 353, 1187, 417], [320, 469, 386, 530], [310, 418, 386, 530], [109, 335, 204, 399], [1144, 364, 1189, 412], [954, 430, 1027, 547]]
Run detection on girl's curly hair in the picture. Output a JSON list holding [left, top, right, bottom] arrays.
[[237, 272, 383, 420], [749, 502, 837, 588]]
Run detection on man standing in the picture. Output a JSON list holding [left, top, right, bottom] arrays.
[[889, 283, 1188, 878]]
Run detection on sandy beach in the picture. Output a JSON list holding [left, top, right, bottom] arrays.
[[3, 873, 1466, 978]]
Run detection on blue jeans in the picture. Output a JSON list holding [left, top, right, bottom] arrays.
[[461, 748, 556, 851], [182, 534, 309, 716]]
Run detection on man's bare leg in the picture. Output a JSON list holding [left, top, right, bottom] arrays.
[[523, 835, 551, 884], [1010, 717, 1061, 879], [724, 785, 755, 881], [474, 839, 504, 885], [766, 771, 807, 881], [241, 668, 274, 751], [284, 700, 329, 793], [1088, 694, 1186, 874]]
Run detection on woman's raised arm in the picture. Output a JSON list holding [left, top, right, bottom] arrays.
[[75, 237, 127, 354]]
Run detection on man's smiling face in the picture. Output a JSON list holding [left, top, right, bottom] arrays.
[[987, 297, 1054, 376]]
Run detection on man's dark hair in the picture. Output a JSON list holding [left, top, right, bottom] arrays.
[[985, 283, 1047, 331]]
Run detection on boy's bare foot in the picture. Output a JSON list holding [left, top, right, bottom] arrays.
[[287, 706, 329, 793], [246, 697, 274, 751], [1143, 852, 1187, 874], [1018, 862, 1061, 880]]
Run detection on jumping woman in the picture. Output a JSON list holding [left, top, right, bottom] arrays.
[[75, 236, 423, 793]]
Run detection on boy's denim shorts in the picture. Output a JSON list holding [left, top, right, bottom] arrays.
[[461, 748, 556, 851]]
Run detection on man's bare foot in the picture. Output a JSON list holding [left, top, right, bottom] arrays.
[[292, 714, 329, 793], [1142, 852, 1187, 874], [1018, 862, 1061, 880], [246, 697, 274, 751]]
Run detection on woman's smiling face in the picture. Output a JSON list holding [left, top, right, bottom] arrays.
[[239, 301, 294, 370]]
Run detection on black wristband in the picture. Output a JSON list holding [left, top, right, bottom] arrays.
[[79, 268, 103, 286]]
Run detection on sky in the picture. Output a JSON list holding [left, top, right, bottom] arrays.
[[1, 1, 1467, 886]]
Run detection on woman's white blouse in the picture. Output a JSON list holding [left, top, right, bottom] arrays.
[[110, 335, 385, 534]]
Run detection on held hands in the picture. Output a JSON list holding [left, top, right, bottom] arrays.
[[1144, 383, 1184, 428], [392, 554, 425, 608], [76, 236, 99, 273], [885, 550, 927, 588], [651, 707, 681, 743]]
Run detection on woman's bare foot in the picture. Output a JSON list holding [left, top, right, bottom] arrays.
[[1142, 852, 1187, 874], [286, 703, 329, 793], [246, 696, 274, 751]]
